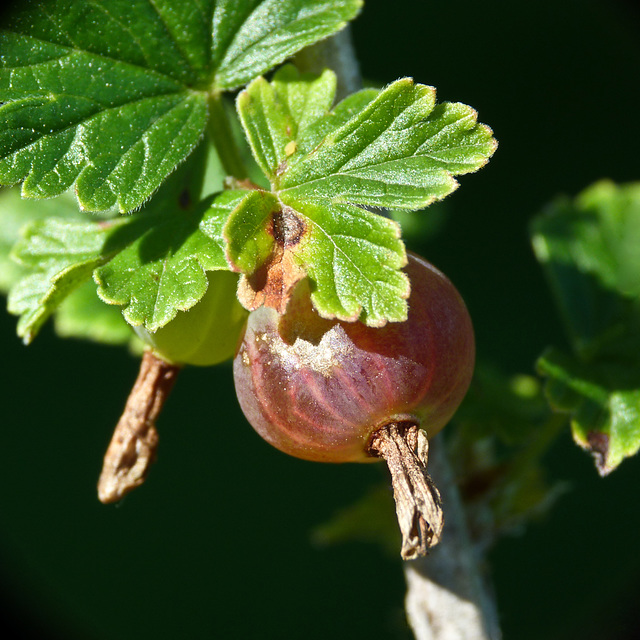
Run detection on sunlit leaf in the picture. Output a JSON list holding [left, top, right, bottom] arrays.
[[0, 0, 361, 211], [234, 67, 495, 324]]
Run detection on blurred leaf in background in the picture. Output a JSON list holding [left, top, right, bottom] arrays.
[[532, 181, 640, 475], [0, 188, 136, 348]]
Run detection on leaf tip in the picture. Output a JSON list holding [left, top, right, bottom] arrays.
[[581, 430, 613, 476]]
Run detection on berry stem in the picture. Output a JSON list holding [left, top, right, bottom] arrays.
[[368, 422, 444, 560], [98, 350, 180, 504]]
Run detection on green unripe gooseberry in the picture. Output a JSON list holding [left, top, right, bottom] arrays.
[[135, 270, 248, 366]]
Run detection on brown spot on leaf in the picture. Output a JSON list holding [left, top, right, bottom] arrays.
[[586, 431, 610, 475], [238, 249, 306, 314], [238, 208, 308, 314], [272, 207, 305, 247]]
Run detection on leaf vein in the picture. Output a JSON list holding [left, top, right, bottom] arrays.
[[145, 0, 202, 77]]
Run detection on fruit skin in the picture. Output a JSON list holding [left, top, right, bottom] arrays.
[[233, 253, 475, 463], [135, 270, 248, 366]]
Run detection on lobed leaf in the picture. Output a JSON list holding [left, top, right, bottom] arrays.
[[0, 186, 135, 345], [1, 0, 361, 211], [8, 216, 131, 343], [211, 0, 362, 90], [279, 195, 408, 325], [0, 19, 208, 211], [224, 187, 408, 325], [277, 79, 496, 209], [234, 68, 495, 324], [95, 190, 242, 331], [8, 189, 240, 341], [238, 75, 497, 209], [6, 157, 251, 346]]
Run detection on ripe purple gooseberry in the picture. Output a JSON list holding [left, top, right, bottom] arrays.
[[233, 252, 475, 558]]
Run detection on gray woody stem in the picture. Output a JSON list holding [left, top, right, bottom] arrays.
[[297, 27, 503, 640], [404, 437, 502, 640]]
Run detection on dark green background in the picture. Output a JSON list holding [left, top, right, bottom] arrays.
[[2, 0, 640, 638]]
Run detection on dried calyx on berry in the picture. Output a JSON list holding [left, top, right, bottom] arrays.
[[233, 252, 475, 559]]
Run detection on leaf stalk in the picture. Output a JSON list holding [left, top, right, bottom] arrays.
[[207, 91, 248, 180]]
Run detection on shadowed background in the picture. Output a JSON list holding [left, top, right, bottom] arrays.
[[1, 0, 640, 638]]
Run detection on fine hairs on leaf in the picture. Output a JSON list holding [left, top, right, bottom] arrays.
[[1, 0, 496, 569], [230, 65, 496, 326], [0, 0, 362, 212], [3, 48, 496, 337]]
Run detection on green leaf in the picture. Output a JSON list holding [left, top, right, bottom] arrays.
[[0, 3, 208, 212], [1, 0, 362, 211], [538, 348, 640, 476], [95, 189, 242, 331], [233, 67, 495, 324], [211, 0, 362, 90], [6, 141, 244, 342], [225, 189, 408, 325], [8, 188, 238, 342], [531, 180, 640, 360], [8, 216, 129, 343], [273, 76, 496, 209], [532, 181, 640, 473], [278, 195, 408, 325], [0, 186, 135, 345]]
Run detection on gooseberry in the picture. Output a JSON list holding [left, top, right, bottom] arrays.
[[135, 270, 248, 366], [233, 252, 475, 558]]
